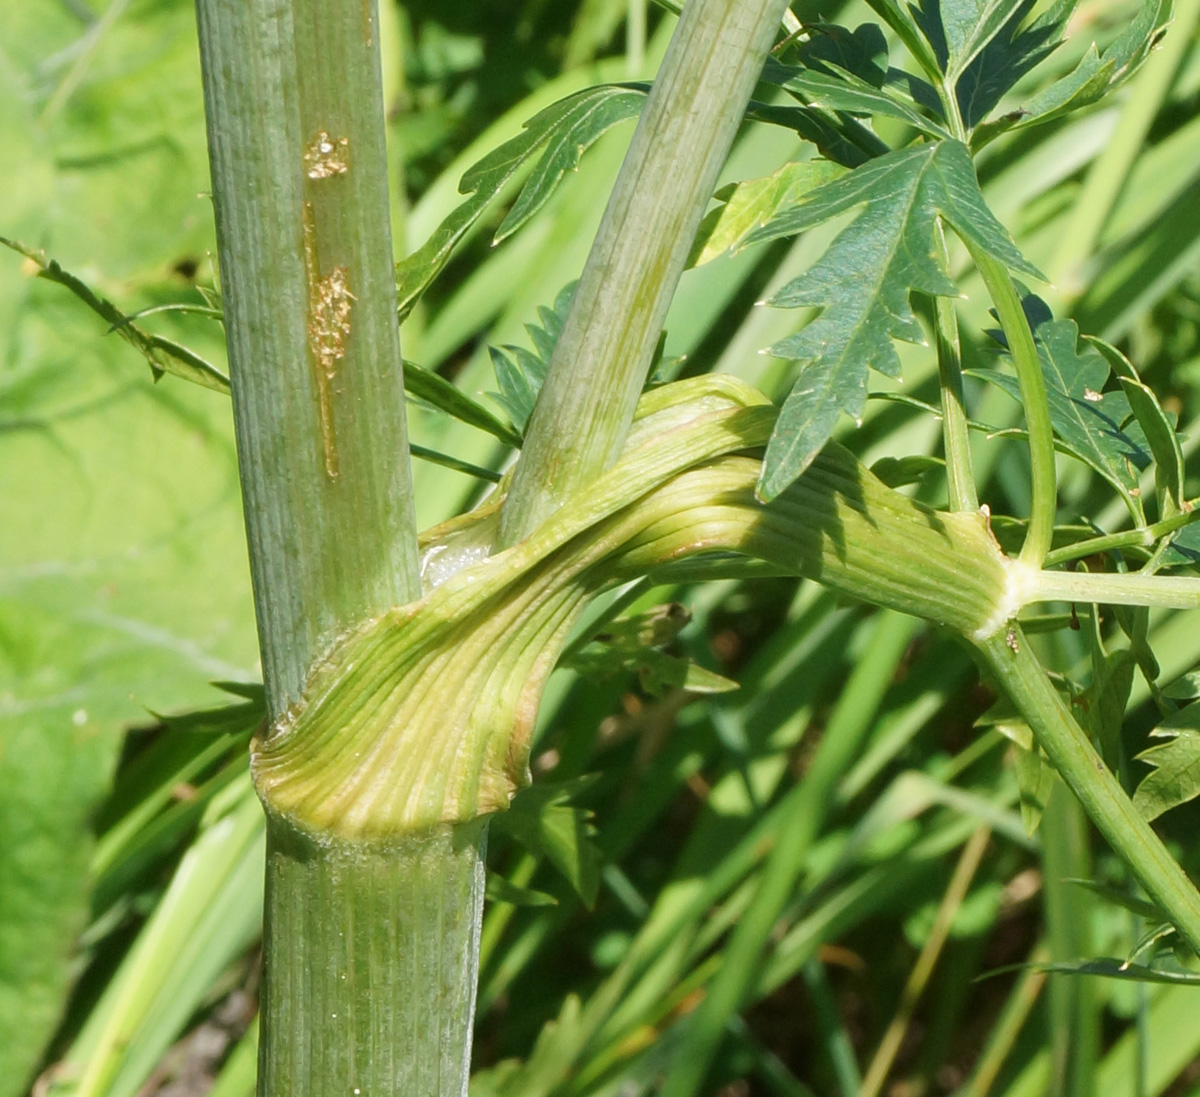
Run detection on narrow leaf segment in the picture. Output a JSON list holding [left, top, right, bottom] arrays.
[[394, 87, 645, 320]]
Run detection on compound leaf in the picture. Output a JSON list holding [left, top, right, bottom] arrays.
[[954, 0, 1071, 129], [1134, 704, 1200, 822], [979, 0, 1173, 140], [972, 312, 1149, 520], [395, 86, 644, 320], [747, 140, 1038, 498], [488, 283, 576, 435]]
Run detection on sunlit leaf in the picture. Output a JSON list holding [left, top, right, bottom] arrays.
[[977, 0, 1173, 140], [395, 86, 644, 320], [688, 160, 844, 267], [747, 139, 1038, 498]]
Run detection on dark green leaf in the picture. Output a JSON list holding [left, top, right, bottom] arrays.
[[1133, 704, 1200, 822], [485, 875, 558, 908], [395, 86, 644, 319], [954, 0, 1073, 131], [972, 312, 1149, 518], [409, 443, 503, 484], [941, 0, 1029, 79], [747, 140, 1038, 498], [860, 0, 944, 81], [791, 21, 892, 86], [762, 59, 949, 139], [488, 283, 575, 435], [403, 360, 522, 448], [981, 0, 1172, 139], [743, 100, 882, 167], [494, 777, 603, 908], [1164, 523, 1200, 569], [1, 237, 231, 394]]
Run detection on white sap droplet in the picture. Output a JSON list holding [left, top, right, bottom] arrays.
[[72, 708, 87, 726]]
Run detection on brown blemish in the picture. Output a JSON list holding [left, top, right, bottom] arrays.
[[304, 131, 350, 180], [303, 203, 355, 478]]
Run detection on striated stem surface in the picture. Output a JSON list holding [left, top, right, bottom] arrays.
[[499, 0, 792, 545], [260, 814, 485, 1097], [195, 0, 420, 714]]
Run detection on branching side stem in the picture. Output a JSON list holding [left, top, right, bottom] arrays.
[[1034, 569, 1200, 611], [1042, 510, 1200, 568], [968, 245, 1057, 567], [933, 219, 978, 512]]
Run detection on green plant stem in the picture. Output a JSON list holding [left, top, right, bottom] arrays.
[[1034, 569, 1200, 611], [859, 824, 991, 1097], [194, 3, 451, 1094], [1043, 510, 1200, 568], [975, 630, 1200, 955], [195, 0, 420, 713], [659, 611, 918, 1097], [967, 245, 1056, 568], [933, 220, 978, 512], [259, 813, 485, 1097], [499, 0, 793, 545]]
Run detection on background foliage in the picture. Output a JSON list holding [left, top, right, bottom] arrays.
[[5, 1, 1200, 1095]]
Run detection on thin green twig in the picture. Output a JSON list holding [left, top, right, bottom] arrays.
[[968, 246, 1057, 567], [933, 219, 977, 512]]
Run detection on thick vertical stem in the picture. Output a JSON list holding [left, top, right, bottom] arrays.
[[194, 3, 455, 1094], [499, 0, 793, 546], [260, 814, 486, 1097], [195, 0, 420, 714]]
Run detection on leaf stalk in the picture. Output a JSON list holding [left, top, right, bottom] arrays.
[[968, 246, 1057, 568]]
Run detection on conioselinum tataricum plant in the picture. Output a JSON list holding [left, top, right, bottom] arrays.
[[7, 0, 1200, 1093]]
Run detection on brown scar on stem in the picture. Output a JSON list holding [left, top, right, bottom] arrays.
[[303, 203, 354, 478], [304, 131, 350, 180]]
